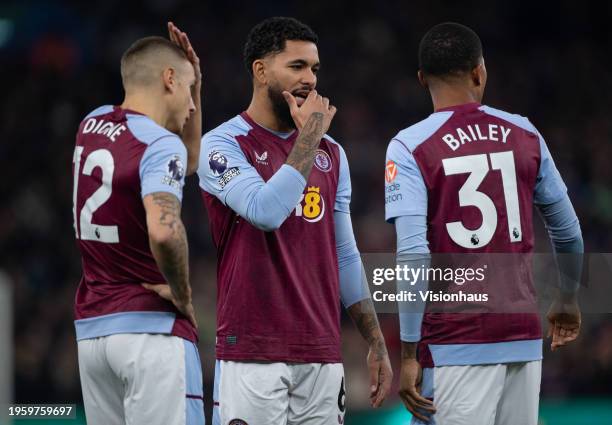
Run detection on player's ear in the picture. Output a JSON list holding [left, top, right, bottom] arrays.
[[162, 67, 176, 93], [472, 61, 486, 87], [417, 70, 428, 88], [252, 59, 267, 85]]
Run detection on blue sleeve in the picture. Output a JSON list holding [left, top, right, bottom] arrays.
[[534, 133, 567, 205], [198, 132, 306, 232], [537, 194, 584, 293], [140, 136, 187, 201], [335, 211, 370, 307], [395, 215, 430, 342], [532, 130, 582, 292], [385, 139, 428, 222], [335, 143, 351, 213]]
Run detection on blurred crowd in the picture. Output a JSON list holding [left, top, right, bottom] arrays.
[[1, 0, 611, 414]]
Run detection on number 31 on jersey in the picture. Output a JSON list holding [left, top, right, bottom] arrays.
[[443, 151, 522, 249]]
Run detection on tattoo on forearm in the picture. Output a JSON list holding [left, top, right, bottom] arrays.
[[286, 112, 324, 180], [153, 192, 180, 231], [401, 342, 418, 360], [150, 192, 190, 303], [348, 299, 388, 360]]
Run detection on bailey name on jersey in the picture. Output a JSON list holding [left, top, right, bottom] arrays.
[[442, 123, 512, 151]]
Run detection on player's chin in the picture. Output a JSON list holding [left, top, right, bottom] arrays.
[[172, 123, 184, 136]]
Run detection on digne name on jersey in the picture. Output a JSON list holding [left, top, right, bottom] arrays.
[[82, 118, 127, 143]]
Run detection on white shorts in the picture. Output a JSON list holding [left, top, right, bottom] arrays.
[[78, 333, 205, 425], [412, 360, 541, 425], [213, 360, 345, 425]]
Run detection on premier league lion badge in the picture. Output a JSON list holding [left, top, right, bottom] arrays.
[[167, 155, 185, 181], [209, 151, 228, 176]]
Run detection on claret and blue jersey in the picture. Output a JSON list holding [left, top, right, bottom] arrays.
[[198, 112, 368, 363], [385, 102, 572, 368], [72, 105, 197, 343]]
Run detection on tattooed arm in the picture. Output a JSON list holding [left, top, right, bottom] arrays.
[[284, 89, 337, 180], [347, 299, 393, 408], [142, 192, 197, 327], [285, 112, 324, 179], [196, 90, 338, 233]]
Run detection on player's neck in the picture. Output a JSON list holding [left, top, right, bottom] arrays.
[[429, 86, 481, 112], [121, 94, 170, 129], [246, 94, 293, 133]]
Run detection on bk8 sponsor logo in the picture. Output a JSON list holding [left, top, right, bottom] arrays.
[[295, 186, 325, 222]]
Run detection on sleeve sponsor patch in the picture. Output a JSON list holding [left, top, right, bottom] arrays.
[[161, 155, 185, 189], [218, 167, 240, 189]]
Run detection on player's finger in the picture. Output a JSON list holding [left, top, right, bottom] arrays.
[[180, 32, 191, 52], [569, 328, 580, 340], [168, 23, 180, 45], [186, 305, 198, 329], [399, 394, 431, 423], [188, 46, 200, 64], [546, 320, 553, 339], [282, 91, 299, 113], [329, 105, 337, 118], [402, 388, 435, 409], [372, 366, 392, 407], [322, 97, 330, 109], [141, 283, 161, 294], [561, 327, 577, 343], [550, 322, 559, 350], [368, 364, 379, 397], [305, 89, 317, 104], [405, 387, 435, 408]]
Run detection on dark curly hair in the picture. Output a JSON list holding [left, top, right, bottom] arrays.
[[243, 17, 318, 75], [419, 22, 483, 77]]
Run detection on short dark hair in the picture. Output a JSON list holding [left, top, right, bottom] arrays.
[[419, 22, 483, 77], [243, 17, 318, 75], [121, 36, 188, 87]]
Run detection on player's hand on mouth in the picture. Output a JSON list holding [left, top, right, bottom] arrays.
[[292, 89, 311, 107], [282, 89, 337, 133], [142, 283, 198, 329]]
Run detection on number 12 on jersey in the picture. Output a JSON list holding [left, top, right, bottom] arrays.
[[442, 151, 522, 249], [72, 146, 119, 243]]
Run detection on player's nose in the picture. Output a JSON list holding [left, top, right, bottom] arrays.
[[300, 69, 316, 87], [189, 96, 196, 113]]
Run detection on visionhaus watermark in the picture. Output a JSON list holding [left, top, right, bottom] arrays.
[[371, 264, 489, 303], [360, 253, 607, 314]]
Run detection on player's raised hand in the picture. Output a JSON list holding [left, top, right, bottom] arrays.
[[167, 21, 202, 87], [547, 297, 581, 351], [367, 342, 393, 408], [282, 89, 337, 134], [142, 283, 198, 329], [399, 358, 436, 422]]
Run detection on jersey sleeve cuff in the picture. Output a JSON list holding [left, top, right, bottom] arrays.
[[141, 187, 182, 203], [281, 164, 307, 186]]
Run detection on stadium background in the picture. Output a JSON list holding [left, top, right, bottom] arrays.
[[0, 0, 611, 423]]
